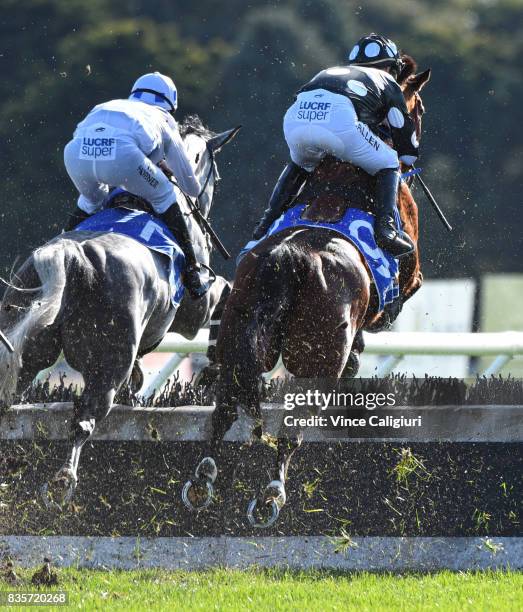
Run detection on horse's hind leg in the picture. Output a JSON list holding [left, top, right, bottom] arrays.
[[41, 381, 117, 509], [182, 371, 241, 510], [6, 325, 62, 403], [249, 256, 366, 527], [341, 329, 365, 378], [183, 299, 270, 512], [42, 324, 137, 509], [246, 432, 302, 529], [182, 357, 264, 511]]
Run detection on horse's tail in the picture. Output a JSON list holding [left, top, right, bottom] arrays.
[[0, 239, 95, 404], [253, 241, 312, 361]]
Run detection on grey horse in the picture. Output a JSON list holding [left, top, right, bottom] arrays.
[[0, 116, 239, 507]]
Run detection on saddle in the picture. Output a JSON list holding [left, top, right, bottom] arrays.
[[299, 156, 376, 223], [106, 189, 155, 215]]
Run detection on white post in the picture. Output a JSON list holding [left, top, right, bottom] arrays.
[[140, 353, 186, 400], [481, 354, 512, 377], [376, 355, 404, 377]]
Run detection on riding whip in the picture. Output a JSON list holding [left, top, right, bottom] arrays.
[[184, 197, 231, 260], [0, 329, 14, 353], [159, 161, 231, 260], [413, 167, 453, 232]]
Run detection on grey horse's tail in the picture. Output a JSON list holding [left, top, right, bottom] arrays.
[[0, 239, 94, 405]]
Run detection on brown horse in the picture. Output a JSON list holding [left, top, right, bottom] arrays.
[[183, 59, 431, 527]]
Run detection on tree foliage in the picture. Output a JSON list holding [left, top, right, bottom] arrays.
[[0, 0, 521, 278]]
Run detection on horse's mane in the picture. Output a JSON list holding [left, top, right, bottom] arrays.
[[398, 54, 417, 85], [179, 114, 216, 140]]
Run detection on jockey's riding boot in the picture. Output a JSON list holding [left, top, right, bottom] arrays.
[[252, 162, 309, 240], [63, 206, 90, 232], [373, 168, 415, 258], [159, 204, 209, 300]]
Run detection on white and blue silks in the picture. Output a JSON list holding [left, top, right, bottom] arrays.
[[240, 204, 401, 312]]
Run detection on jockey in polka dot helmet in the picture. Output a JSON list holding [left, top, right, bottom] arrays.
[[348, 34, 404, 80], [252, 33, 421, 259]]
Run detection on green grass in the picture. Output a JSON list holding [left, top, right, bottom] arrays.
[[1, 568, 521, 611]]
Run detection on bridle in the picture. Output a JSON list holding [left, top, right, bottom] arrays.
[[196, 143, 217, 204], [403, 92, 424, 188], [173, 137, 217, 220]]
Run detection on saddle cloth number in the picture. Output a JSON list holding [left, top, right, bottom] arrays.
[[79, 123, 117, 161], [139, 219, 171, 244]]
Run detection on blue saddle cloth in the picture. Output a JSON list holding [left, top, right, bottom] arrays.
[[240, 204, 400, 311], [75, 207, 186, 308]]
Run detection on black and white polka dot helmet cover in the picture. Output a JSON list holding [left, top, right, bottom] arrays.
[[348, 34, 402, 70]]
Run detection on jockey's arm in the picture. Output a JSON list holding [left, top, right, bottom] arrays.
[[384, 86, 419, 167], [161, 122, 201, 197]]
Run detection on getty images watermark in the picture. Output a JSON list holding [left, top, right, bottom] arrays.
[[282, 390, 422, 429]]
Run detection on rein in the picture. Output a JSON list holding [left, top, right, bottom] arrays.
[[196, 144, 216, 199], [165, 146, 231, 260]]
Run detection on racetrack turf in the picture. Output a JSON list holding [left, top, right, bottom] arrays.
[[1, 568, 521, 611]]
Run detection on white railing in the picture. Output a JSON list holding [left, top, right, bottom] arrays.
[[141, 330, 523, 398]]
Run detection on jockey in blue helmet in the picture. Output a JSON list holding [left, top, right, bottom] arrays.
[[63, 71, 209, 299]]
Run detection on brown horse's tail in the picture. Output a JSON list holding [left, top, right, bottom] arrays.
[[252, 241, 311, 365], [216, 241, 311, 406]]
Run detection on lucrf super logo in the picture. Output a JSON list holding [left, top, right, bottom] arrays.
[[79, 136, 117, 160], [296, 100, 332, 122]]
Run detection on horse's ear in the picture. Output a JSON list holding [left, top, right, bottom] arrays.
[[398, 54, 417, 84], [408, 68, 431, 92], [207, 126, 242, 153]]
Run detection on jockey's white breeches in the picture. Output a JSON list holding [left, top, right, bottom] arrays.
[[283, 89, 399, 175], [64, 137, 175, 215]]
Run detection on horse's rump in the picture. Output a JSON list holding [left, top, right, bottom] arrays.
[[0, 239, 96, 403]]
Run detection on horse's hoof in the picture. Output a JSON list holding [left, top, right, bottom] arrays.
[[181, 479, 214, 511], [264, 479, 287, 507], [247, 479, 286, 528], [246, 498, 280, 529], [40, 469, 77, 511], [182, 457, 218, 511], [195, 457, 218, 483]]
